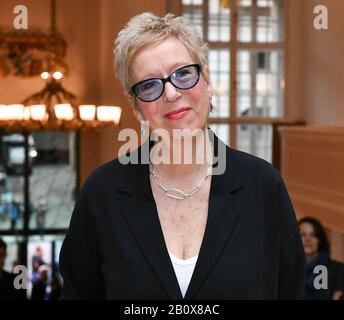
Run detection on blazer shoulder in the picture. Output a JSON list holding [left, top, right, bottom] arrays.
[[228, 147, 282, 185], [82, 159, 116, 190], [81, 152, 141, 194]]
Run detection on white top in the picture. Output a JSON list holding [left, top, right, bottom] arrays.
[[169, 252, 198, 298]]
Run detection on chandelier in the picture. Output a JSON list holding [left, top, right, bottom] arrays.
[[0, 0, 121, 132]]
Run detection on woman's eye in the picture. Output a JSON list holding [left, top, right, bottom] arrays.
[[174, 69, 192, 79], [142, 81, 159, 92]]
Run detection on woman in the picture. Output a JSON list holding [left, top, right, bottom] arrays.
[[59, 13, 305, 300], [299, 217, 344, 300]]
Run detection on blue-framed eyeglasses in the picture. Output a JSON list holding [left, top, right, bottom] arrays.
[[130, 64, 201, 102]]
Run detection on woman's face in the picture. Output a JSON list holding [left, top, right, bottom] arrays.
[[299, 222, 320, 257], [130, 37, 212, 136]]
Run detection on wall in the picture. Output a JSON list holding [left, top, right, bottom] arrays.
[[284, 0, 306, 121], [283, 0, 344, 262], [301, 0, 344, 125], [0, 0, 52, 102], [280, 126, 344, 262]]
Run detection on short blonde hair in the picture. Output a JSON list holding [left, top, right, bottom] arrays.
[[114, 12, 209, 94]]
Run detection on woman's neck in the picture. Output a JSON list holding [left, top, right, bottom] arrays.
[[306, 252, 319, 263], [150, 129, 213, 187]]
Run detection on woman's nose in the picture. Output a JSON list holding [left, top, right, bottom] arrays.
[[303, 235, 311, 243], [163, 82, 181, 102]]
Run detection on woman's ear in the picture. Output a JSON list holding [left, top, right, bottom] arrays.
[[206, 80, 213, 98], [202, 65, 213, 97], [133, 106, 144, 123], [125, 91, 135, 106], [125, 91, 144, 122]]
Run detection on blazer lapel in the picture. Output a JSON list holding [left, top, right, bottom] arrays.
[[184, 182, 244, 299], [119, 145, 183, 299], [185, 135, 247, 299], [121, 192, 183, 299]]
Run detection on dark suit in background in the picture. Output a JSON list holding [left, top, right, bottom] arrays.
[[0, 270, 26, 300]]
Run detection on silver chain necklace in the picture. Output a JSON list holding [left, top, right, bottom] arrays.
[[149, 164, 213, 200]]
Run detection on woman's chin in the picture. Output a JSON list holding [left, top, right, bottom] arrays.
[[165, 120, 207, 133], [305, 250, 318, 258]]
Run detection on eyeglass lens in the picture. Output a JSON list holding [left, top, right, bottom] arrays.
[[132, 64, 200, 102]]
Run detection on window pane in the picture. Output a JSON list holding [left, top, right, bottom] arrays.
[[29, 132, 77, 230], [183, 0, 204, 39], [0, 132, 26, 231], [209, 124, 230, 146], [209, 49, 230, 117], [257, 0, 284, 42], [0, 131, 77, 232], [208, 0, 231, 42], [238, 0, 284, 42], [237, 50, 284, 118], [236, 124, 272, 162], [238, 0, 253, 41]]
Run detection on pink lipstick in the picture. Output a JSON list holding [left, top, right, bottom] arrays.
[[165, 107, 191, 120]]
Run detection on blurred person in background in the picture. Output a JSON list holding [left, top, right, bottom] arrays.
[[299, 217, 344, 300], [48, 274, 62, 300], [7, 195, 22, 231], [35, 196, 48, 233], [31, 245, 45, 284], [0, 237, 26, 300], [31, 264, 50, 300]]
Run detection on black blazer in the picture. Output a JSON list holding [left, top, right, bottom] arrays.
[[59, 134, 305, 300]]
